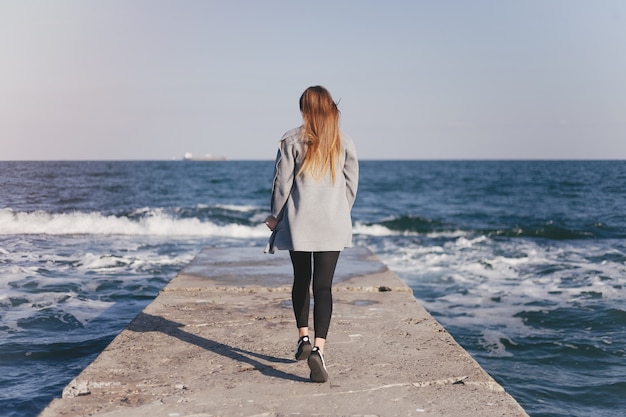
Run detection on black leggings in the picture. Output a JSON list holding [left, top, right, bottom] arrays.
[[289, 251, 340, 340]]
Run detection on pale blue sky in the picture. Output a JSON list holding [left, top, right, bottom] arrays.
[[1, 0, 625, 160]]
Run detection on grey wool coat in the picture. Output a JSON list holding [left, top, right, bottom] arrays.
[[265, 127, 359, 254]]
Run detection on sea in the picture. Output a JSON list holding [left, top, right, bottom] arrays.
[[0, 160, 624, 417]]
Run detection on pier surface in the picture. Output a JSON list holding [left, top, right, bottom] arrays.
[[39, 247, 528, 417]]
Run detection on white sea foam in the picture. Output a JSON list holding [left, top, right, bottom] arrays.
[[214, 204, 259, 212], [426, 230, 468, 239], [0, 213, 410, 340], [0, 208, 269, 238], [0, 238, 198, 337], [352, 222, 403, 236], [375, 235, 626, 357], [0, 287, 116, 332]]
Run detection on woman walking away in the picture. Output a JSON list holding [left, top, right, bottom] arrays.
[[264, 86, 359, 383]]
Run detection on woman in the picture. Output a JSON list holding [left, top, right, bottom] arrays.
[[264, 86, 359, 383]]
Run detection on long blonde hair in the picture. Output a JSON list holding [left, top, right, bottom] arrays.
[[297, 86, 342, 183]]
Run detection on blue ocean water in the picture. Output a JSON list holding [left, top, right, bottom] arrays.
[[0, 160, 624, 417]]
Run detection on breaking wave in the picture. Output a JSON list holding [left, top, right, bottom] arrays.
[[0, 208, 268, 238]]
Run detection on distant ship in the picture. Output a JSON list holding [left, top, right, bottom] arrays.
[[183, 152, 227, 161]]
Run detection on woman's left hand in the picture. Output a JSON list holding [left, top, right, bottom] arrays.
[[264, 216, 278, 231]]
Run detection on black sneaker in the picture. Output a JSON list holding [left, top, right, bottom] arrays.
[[307, 347, 328, 383], [295, 335, 312, 361]]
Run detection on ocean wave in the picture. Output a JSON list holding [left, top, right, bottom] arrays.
[[4, 207, 619, 242], [352, 222, 401, 236], [0, 290, 114, 333], [378, 215, 450, 233], [214, 204, 260, 213], [0, 208, 269, 238], [353, 216, 467, 238], [355, 214, 623, 241], [361, 215, 624, 240], [484, 225, 598, 240], [0, 209, 460, 239], [374, 235, 626, 360]]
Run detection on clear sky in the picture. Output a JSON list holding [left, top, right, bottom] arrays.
[[1, 0, 625, 160]]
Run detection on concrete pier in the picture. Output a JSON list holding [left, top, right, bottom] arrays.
[[39, 247, 529, 417]]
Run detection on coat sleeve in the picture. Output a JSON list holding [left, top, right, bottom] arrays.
[[343, 136, 359, 209], [270, 140, 296, 219]]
